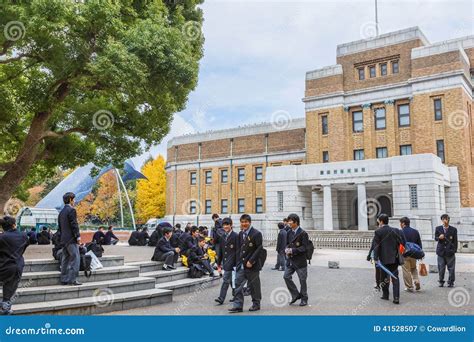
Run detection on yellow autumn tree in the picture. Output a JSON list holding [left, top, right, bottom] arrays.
[[76, 193, 94, 224], [91, 171, 118, 224], [136, 155, 166, 223]]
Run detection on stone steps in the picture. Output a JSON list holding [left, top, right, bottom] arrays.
[[23, 255, 124, 272], [156, 276, 221, 296], [141, 267, 189, 284]]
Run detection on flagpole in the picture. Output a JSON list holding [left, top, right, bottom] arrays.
[[115, 168, 136, 230], [375, 0, 379, 36], [114, 169, 125, 228]]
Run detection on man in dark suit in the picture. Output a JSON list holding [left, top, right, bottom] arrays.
[[27, 227, 38, 245], [138, 227, 150, 246], [435, 214, 458, 287], [284, 214, 309, 306], [128, 227, 141, 246], [0, 216, 29, 315], [104, 226, 119, 245], [372, 214, 406, 304], [152, 227, 180, 270], [58, 192, 82, 286], [272, 222, 287, 271], [229, 214, 263, 313], [178, 225, 192, 256], [215, 217, 238, 305], [188, 237, 217, 276], [92, 226, 106, 245], [399, 217, 422, 292], [37, 226, 51, 245]]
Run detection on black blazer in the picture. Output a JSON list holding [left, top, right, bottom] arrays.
[[138, 231, 149, 246], [217, 230, 239, 271], [58, 204, 80, 246], [372, 225, 406, 266], [276, 229, 287, 253], [0, 229, 29, 274], [154, 237, 175, 260], [238, 227, 263, 271], [435, 225, 458, 257], [128, 231, 140, 245], [92, 231, 106, 245], [286, 228, 309, 269]]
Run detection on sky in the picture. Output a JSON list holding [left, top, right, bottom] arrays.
[[131, 0, 473, 168]]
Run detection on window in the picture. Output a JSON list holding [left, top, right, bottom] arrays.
[[205, 200, 212, 214], [354, 149, 365, 160], [376, 147, 388, 158], [374, 107, 386, 130], [352, 110, 363, 133], [291, 161, 302, 165], [221, 169, 228, 183], [189, 200, 197, 214], [400, 144, 412, 156], [255, 198, 263, 214], [434, 98, 442, 121], [409, 185, 418, 209], [221, 199, 228, 214], [321, 115, 328, 135], [398, 103, 410, 127], [277, 191, 284, 212], [392, 60, 399, 74], [437, 139, 445, 163], [323, 151, 329, 163], [237, 168, 245, 182], [255, 166, 263, 181], [238, 198, 245, 213], [358, 67, 365, 80], [190, 171, 197, 185], [369, 65, 376, 78], [205, 170, 212, 184], [380, 63, 387, 76]]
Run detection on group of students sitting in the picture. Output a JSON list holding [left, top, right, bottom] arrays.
[[91, 226, 120, 246], [26, 226, 54, 245], [136, 222, 220, 277]]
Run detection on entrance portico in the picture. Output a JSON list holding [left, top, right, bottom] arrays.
[[265, 154, 459, 236]]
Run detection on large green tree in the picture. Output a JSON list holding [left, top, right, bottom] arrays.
[[0, 0, 203, 210]]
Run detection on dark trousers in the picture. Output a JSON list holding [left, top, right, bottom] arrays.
[[218, 269, 233, 301], [233, 267, 261, 309], [380, 263, 400, 300], [284, 264, 308, 301], [160, 251, 179, 267], [1, 268, 22, 302], [438, 255, 456, 285], [60, 243, 80, 284], [275, 251, 286, 269], [195, 259, 214, 274], [375, 266, 382, 287]]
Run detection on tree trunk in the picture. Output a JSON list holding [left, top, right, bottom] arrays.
[[0, 111, 49, 213]]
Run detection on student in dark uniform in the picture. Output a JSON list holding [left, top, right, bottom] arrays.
[[27, 227, 38, 245], [37, 226, 51, 245], [178, 225, 192, 256], [435, 214, 458, 287], [138, 227, 150, 246], [128, 227, 141, 246], [58, 192, 82, 286], [188, 237, 217, 277], [272, 222, 287, 271], [372, 214, 406, 304], [284, 214, 309, 306], [0, 216, 29, 315], [229, 214, 263, 313], [215, 217, 238, 304], [170, 224, 182, 248], [104, 226, 119, 245], [92, 226, 106, 245], [152, 227, 180, 270]]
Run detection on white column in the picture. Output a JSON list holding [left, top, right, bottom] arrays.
[[323, 185, 334, 231], [357, 182, 368, 231]]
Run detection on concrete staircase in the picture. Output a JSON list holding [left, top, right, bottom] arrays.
[[308, 230, 375, 250], [5, 256, 220, 315]]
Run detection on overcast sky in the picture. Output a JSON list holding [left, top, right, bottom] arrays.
[[132, 0, 473, 168]]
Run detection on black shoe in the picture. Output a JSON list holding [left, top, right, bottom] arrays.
[[249, 305, 260, 312], [229, 297, 235, 302], [448, 283, 454, 288], [393, 298, 400, 304], [438, 283, 445, 287], [299, 300, 308, 306], [168, 265, 176, 270], [69, 281, 82, 286], [380, 296, 389, 300], [228, 307, 243, 313], [162, 265, 171, 271], [215, 298, 224, 305], [61, 282, 68, 285], [290, 295, 302, 305]]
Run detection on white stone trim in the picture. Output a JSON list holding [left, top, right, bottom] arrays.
[[306, 64, 343, 80], [167, 117, 306, 148], [336, 27, 430, 57], [411, 35, 474, 59]]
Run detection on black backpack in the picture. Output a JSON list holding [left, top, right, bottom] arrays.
[[188, 264, 205, 278], [80, 254, 92, 278], [306, 239, 315, 264], [86, 241, 104, 258]]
